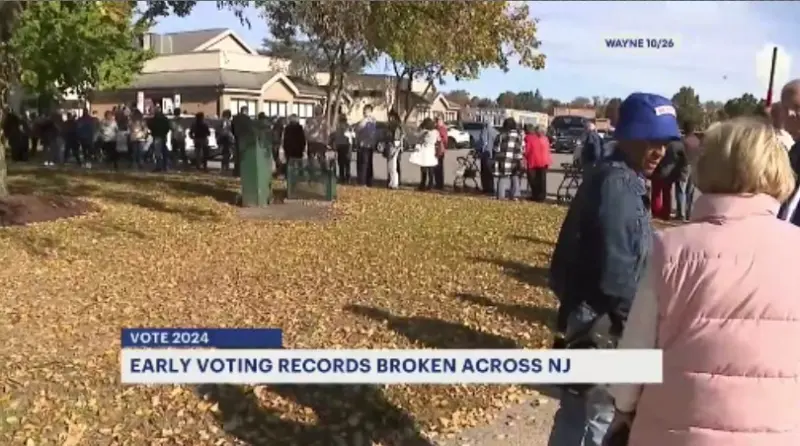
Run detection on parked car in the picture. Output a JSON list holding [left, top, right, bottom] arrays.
[[447, 125, 470, 149], [164, 117, 222, 160], [548, 115, 589, 153], [462, 121, 485, 148]]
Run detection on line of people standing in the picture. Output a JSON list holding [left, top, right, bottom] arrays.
[[475, 119, 552, 201]]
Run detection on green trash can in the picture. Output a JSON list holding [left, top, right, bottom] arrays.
[[286, 157, 337, 201], [239, 123, 273, 207]]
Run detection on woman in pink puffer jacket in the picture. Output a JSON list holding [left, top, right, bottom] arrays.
[[605, 117, 800, 446]]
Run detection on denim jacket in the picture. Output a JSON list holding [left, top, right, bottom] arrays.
[[549, 152, 652, 332], [477, 125, 497, 159]]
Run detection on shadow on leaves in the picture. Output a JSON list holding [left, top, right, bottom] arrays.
[[345, 304, 517, 349], [469, 256, 550, 289], [506, 234, 556, 247], [196, 383, 433, 446], [345, 305, 562, 400], [454, 293, 557, 329], [8, 167, 226, 221]]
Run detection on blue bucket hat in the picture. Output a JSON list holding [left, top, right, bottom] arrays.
[[614, 92, 681, 141]]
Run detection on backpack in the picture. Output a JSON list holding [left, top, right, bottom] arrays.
[[219, 119, 234, 142], [170, 120, 185, 141]]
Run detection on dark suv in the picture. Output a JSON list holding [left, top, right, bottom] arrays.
[[548, 115, 588, 153]]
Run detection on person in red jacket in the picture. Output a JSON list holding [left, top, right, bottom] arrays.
[[523, 124, 552, 201], [434, 116, 448, 190]]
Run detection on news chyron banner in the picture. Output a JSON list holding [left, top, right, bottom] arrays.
[[120, 328, 663, 385]]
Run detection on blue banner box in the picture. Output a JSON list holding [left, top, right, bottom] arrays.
[[121, 328, 283, 349]]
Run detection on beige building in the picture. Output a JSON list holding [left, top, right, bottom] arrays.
[[461, 107, 549, 128], [91, 28, 326, 120], [316, 73, 461, 125], [90, 28, 462, 124]]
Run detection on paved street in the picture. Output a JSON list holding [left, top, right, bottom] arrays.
[[359, 149, 573, 196], [364, 149, 575, 197], [207, 149, 576, 198]]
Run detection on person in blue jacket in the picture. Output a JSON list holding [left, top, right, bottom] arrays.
[[580, 121, 605, 170], [547, 92, 680, 446], [476, 121, 498, 194]]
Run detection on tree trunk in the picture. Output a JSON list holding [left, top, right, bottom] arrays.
[[397, 68, 415, 124], [0, 1, 23, 197], [328, 43, 347, 133]]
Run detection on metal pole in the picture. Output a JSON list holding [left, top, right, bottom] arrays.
[[766, 46, 778, 106]]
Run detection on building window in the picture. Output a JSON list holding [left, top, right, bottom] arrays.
[[263, 100, 288, 118], [230, 98, 257, 117], [296, 103, 314, 118], [291, 103, 299, 116]]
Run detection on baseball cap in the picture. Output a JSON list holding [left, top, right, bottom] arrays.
[[614, 93, 681, 141]]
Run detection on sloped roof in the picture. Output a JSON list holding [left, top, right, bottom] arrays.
[[155, 28, 229, 54], [129, 69, 279, 90], [286, 76, 326, 97]]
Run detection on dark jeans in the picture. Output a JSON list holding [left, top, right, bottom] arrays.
[[434, 154, 445, 189], [79, 138, 95, 163], [130, 140, 145, 168], [527, 168, 547, 202], [195, 140, 209, 171], [336, 144, 351, 183], [30, 136, 38, 156], [153, 137, 169, 171], [356, 147, 374, 186], [64, 138, 82, 164], [480, 155, 494, 194], [419, 166, 435, 190], [102, 140, 118, 169], [171, 139, 187, 166], [675, 175, 695, 220], [9, 132, 28, 161], [220, 140, 234, 171]]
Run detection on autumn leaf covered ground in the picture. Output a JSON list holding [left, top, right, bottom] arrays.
[[0, 165, 565, 446]]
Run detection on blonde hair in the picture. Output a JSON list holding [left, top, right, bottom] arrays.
[[695, 117, 795, 202]]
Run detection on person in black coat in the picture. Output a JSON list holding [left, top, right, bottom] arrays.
[[282, 115, 306, 162]]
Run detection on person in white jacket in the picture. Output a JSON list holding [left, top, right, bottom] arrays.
[[410, 117, 439, 190]]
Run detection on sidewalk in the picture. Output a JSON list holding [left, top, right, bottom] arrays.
[[436, 391, 559, 446]]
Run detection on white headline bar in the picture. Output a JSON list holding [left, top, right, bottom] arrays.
[[120, 349, 662, 385]]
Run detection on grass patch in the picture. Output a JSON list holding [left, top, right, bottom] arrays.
[[0, 165, 565, 445]]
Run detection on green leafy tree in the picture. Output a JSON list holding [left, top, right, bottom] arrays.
[[370, 1, 545, 121], [702, 100, 724, 127], [569, 96, 592, 108], [601, 97, 622, 123], [0, 0, 158, 197], [262, 0, 374, 128], [470, 97, 496, 108], [515, 90, 545, 112], [13, 1, 151, 104], [496, 92, 518, 109], [671, 86, 704, 132], [259, 38, 330, 83], [719, 93, 763, 120], [443, 89, 472, 107]]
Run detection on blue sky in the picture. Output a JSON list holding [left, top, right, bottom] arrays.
[[152, 1, 800, 103]]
